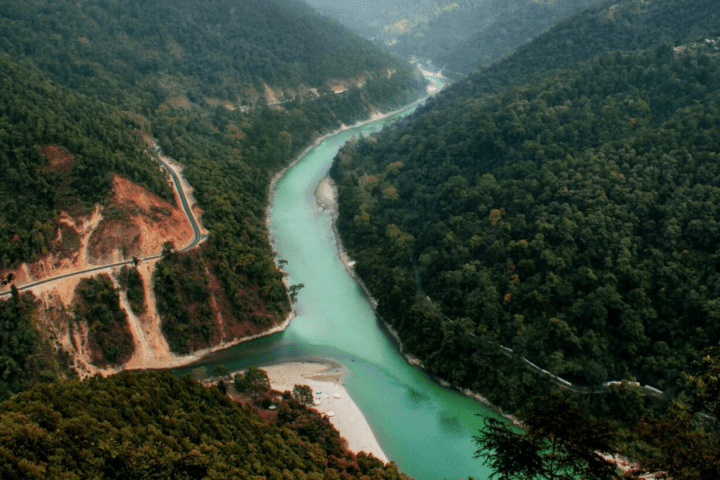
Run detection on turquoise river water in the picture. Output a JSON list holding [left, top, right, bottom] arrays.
[[177, 76, 505, 479]]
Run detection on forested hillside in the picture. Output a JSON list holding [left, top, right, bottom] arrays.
[[331, 0, 720, 420], [0, 0, 426, 363], [0, 288, 75, 400], [387, 0, 603, 75], [0, 55, 171, 271], [435, 0, 719, 74], [0, 371, 406, 479], [0, 2, 429, 474], [0, 0, 420, 109]]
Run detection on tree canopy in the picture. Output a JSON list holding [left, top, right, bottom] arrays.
[[1, 0, 426, 356], [0, 371, 408, 479], [474, 397, 617, 480], [331, 0, 720, 422], [0, 288, 74, 401], [234, 367, 271, 399]]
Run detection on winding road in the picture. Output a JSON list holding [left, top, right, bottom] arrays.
[[0, 148, 205, 298]]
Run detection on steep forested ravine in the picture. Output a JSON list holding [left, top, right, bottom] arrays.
[[0, 0, 437, 475]]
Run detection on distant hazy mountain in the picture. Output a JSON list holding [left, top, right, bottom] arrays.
[[308, 0, 605, 75]]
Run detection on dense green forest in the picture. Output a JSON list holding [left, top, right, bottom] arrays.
[[118, 266, 145, 315], [0, 0, 421, 110], [0, 287, 74, 401], [0, 371, 407, 479], [0, 0, 426, 353], [331, 0, 720, 420], [74, 274, 134, 366], [0, 55, 171, 271], [0, 0, 425, 461], [154, 248, 218, 354], [441, 0, 720, 93], [435, 0, 720, 74]]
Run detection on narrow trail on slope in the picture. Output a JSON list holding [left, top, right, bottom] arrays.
[[126, 258, 185, 370], [110, 274, 153, 368]]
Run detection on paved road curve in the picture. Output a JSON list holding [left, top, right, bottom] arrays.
[[0, 149, 205, 298]]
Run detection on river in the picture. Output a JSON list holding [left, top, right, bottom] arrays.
[[177, 76, 504, 479]]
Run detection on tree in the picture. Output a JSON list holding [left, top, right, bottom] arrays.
[[474, 396, 618, 480], [686, 347, 720, 417], [234, 367, 270, 398], [161, 241, 175, 257], [212, 364, 231, 381], [292, 384, 314, 405], [636, 407, 720, 480], [634, 347, 720, 480], [212, 364, 231, 394], [289, 283, 304, 303]]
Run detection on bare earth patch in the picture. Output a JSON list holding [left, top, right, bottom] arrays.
[[0, 168, 198, 373], [167, 96, 193, 109], [87, 174, 194, 263], [328, 75, 368, 94], [41, 145, 74, 174]]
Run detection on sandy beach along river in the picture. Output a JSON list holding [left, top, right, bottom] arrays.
[[261, 361, 389, 462]]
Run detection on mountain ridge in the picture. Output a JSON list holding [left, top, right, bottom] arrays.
[[330, 0, 720, 434]]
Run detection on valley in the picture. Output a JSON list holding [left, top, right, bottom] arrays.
[[2, 0, 720, 478]]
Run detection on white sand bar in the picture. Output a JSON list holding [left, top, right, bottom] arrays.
[[261, 362, 389, 462]]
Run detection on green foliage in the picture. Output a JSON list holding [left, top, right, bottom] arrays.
[[118, 266, 145, 315], [331, 0, 720, 423], [432, 0, 720, 103], [292, 384, 314, 405], [633, 348, 720, 479], [161, 240, 175, 257], [74, 274, 134, 366], [0, 55, 170, 270], [153, 250, 214, 354], [211, 364, 231, 381], [0, 0, 426, 365], [150, 67, 424, 350], [234, 367, 271, 399], [0, 289, 72, 400], [685, 347, 720, 418], [636, 407, 720, 480], [438, 0, 720, 75], [277, 391, 348, 459], [0, 0, 424, 110], [474, 396, 618, 480], [0, 371, 409, 479], [289, 283, 305, 303]]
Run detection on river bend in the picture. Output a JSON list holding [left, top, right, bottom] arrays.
[[180, 77, 503, 479]]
